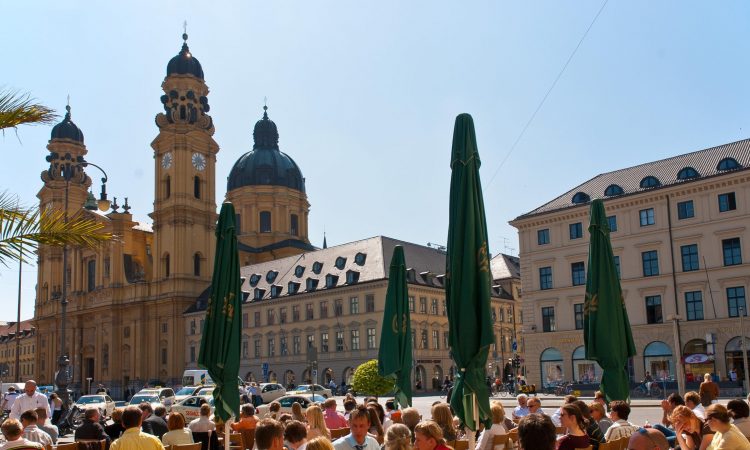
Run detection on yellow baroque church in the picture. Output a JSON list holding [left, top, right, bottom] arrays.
[[33, 34, 523, 398]]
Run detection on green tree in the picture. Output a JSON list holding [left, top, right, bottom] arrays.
[[351, 359, 395, 397], [0, 90, 110, 265]]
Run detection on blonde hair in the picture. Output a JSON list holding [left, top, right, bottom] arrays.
[[490, 401, 505, 424], [414, 420, 445, 445], [588, 402, 606, 417], [291, 402, 305, 422], [306, 436, 335, 450], [669, 405, 698, 424], [430, 403, 456, 440], [305, 405, 330, 440], [385, 423, 412, 450]]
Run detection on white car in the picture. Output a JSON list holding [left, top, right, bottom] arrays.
[[195, 386, 215, 397], [256, 394, 327, 416], [128, 393, 163, 410], [136, 388, 176, 408], [170, 395, 215, 420], [174, 386, 207, 403], [74, 394, 116, 417], [258, 383, 286, 403], [291, 384, 332, 398]]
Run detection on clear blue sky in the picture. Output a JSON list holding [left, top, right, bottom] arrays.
[[4, 1, 750, 321]]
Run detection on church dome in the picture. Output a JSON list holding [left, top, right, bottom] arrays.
[[50, 105, 84, 143], [227, 106, 305, 193], [166, 33, 204, 80]]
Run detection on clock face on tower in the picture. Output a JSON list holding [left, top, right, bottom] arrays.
[[192, 153, 206, 171], [161, 152, 173, 169]]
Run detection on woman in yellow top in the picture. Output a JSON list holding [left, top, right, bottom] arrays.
[[705, 404, 750, 450]]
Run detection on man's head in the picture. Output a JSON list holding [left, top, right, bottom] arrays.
[[1, 418, 23, 442], [589, 402, 606, 421], [727, 399, 750, 420], [343, 398, 357, 413], [35, 407, 49, 422], [527, 397, 542, 414], [7, 386, 15, 393], [684, 391, 700, 409], [84, 407, 100, 423], [241, 404, 256, 418], [256, 418, 284, 450], [24, 380, 37, 397], [385, 399, 397, 412], [283, 420, 307, 449], [627, 428, 669, 450], [154, 406, 167, 418], [667, 393, 684, 408], [609, 401, 631, 421], [323, 398, 337, 410], [414, 421, 445, 450], [349, 404, 371, 443], [401, 407, 420, 432], [138, 402, 154, 419], [518, 413, 556, 450], [516, 394, 528, 407], [200, 404, 211, 417], [20, 409, 39, 426], [122, 406, 144, 429]]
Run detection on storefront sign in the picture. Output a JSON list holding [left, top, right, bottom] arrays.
[[684, 353, 709, 364]]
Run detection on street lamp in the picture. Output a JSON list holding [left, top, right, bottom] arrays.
[[48, 154, 110, 406]]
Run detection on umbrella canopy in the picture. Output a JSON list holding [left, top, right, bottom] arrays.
[[378, 245, 413, 408], [583, 198, 636, 402], [445, 113, 494, 431], [198, 202, 242, 422]]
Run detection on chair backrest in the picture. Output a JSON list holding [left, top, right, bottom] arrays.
[[75, 439, 106, 450], [240, 429, 255, 450], [574, 446, 593, 450], [617, 437, 630, 450], [555, 426, 566, 435], [330, 428, 349, 439], [492, 434, 509, 449], [192, 431, 220, 450], [598, 441, 618, 450], [57, 443, 79, 450], [173, 444, 202, 450], [453, 440, 469, 450], [229, 433, 244, 448]]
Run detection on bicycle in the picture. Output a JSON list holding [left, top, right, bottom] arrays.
[[632, 382, 662, 399]]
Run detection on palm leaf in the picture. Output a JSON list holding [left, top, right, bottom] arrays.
[[0, 89, 58, 131]]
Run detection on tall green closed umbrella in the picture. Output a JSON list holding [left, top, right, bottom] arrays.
[[584, 198, 636, 402], [446, 113, 494, 431], [198, 202, 242, 423], [378, 245, 413, 408]]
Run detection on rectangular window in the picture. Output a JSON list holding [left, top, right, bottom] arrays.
[[542, 307, 555, 332], [267, 309, 275, 325], [723, 238, 742, 266], [574, 303, 584, 330], [260, 211, 272, 233], [728, 287, 747, 318], [367, 328, 376, 349], [432, 330, 439, 349], [681, 244, 699, 272], [87, 259, 96, 292], [293, 336, 301, 355], [421, 329, 429, 349], [442, 300, 447, 316], [267, 338, 275, 357], [498, 308, 505, 322], [685, 291, 704, 321], [351, 330, 360, 350], [279, 307, 287, 324], [334, 299, 343, 317], [321, 333, 329, 352], [419, 297, 427, 313], [292, 305, 300, 322], [538, 229, 550, 245], [443, 331, 449, 349], [539, 266, 553, 290], [336, 331, 344, 352], [320, 301, 328, 318], [190, 320, 196, 335], [642, 250, 659, 277], [306, 303, 314, 320], [569, 222, 583, 239], [350, 297, 359, 314], [677, 200, 694, 219], [280, 336, 288, 356], [242, 313, 248, 329], [571, 262, 585, 286], [613, 255, 621, 278], [408, 296, 415, 312], [290, 214, 299, 236], [645, 295, 663, 324], [366, 294, 375, 313], [431, 298, 438, 315], [640, 208, 655, 226], [307, 334, 314, 349], [411, 330, 416, 349], [190, 346, 196, 362], [254, 312, 261, 327], [719, 192, 737, 212], [607, 216, 617, 232], [161, 348, 168, 365]]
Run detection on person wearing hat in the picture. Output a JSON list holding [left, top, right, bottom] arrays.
[[1, 386, 19, 416]]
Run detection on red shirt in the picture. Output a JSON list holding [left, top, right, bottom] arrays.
[[324, 408, 348, 429]]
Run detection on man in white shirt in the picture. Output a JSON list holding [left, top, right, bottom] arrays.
[[284, 420, 307, 450], [684, 392, 705, 420], [20, 410, 53, 449], [333, 405, 380, 450], [9, 381, 50, 421], [0, 419, 43, 450], [512, 394, 530, 419], [603, 401, 639, 442]]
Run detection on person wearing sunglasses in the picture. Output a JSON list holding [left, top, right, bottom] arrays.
[[703, 404, 750, 450], [626, 428, 669, 450]]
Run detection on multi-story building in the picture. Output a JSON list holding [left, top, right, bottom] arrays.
[[0, 320, 36, 381], [184, 237, 521, 390], [510, 139, 750, 390]]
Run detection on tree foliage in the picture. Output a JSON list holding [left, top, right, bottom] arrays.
[[351, 359, 395, 397]]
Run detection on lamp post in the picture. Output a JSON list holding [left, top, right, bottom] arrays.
[[50, 155, 110, 406], [740, 306, 750, 395]]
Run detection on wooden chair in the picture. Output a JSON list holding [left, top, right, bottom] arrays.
[[492, 434, 509, 450], [507, 429, 519, 450], [597, 441, 618, 450], [239, 429, 255, 450], [228, 433, 244, 450], [173, 444, 201, 450], [330, 428, 349, 439], [192, 431, 220, 450], [616, 437, 630, 450], [574, 446, 593, 450], [56, 443, 79, 450], [453, 440, 469, 450], [555, 426, 567, 435], [75, 439, 107, 450]]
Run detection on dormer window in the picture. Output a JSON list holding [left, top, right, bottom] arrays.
[[677, 167, 699, 180], [571, 192, 590, 204], [312, 262, 323, 274], [406, 268, 416, 282], [335, 257, 347, 270], [717, 157, 741, 171], [266, 270, 278, 283], [354, 252, 367, 266], [640, 176, 661, 188], [325, 274, 339, 288], [294, 265, 305, 278], [249, 274, 262, 287], [604, 184, 624, 196], [346, 270, 360, 284], [288, 281, 300, 295], [306, 278, 319, 291], [253, 288, 265, 300], [270, 285, 282, 298]]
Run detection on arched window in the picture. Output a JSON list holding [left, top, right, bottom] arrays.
[[571, 192, 590, 204], [540, 347, 563, 387], [644, 341, 673, 381], [164, 253, 170, 278], [572, 346, 602, 383], [640, 176, 661, 189], [677, 167, 700, 180], [290, 214, 299, 236], [260, 211, 271, 233], [717, 157, 741, 171], [193, 253, 201, 277], [165, 176, 171, 199], [725, 336, 750, 383], [604, 184, 624, 196], [194, 176, 201, 199]]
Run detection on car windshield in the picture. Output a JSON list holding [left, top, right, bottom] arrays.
[[297, 385, 310, 390], [77, 396, 105, 404], [176, 387, 196, 396], [129, 395, 159, 404]]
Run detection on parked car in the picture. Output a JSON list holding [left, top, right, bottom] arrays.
[[174, 386, 208, 403], [195, 386, 215, 397], [128, 393, 163, 410], [290, 384, 332, 398], [256, 394, 327, 416], [170, 395, 215, 420], [136, 387, 176, 408], [74, 394, 116, 417], [258, 383, 286, 403]]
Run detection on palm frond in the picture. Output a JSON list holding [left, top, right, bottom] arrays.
[[0, 89, 58, 131]]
